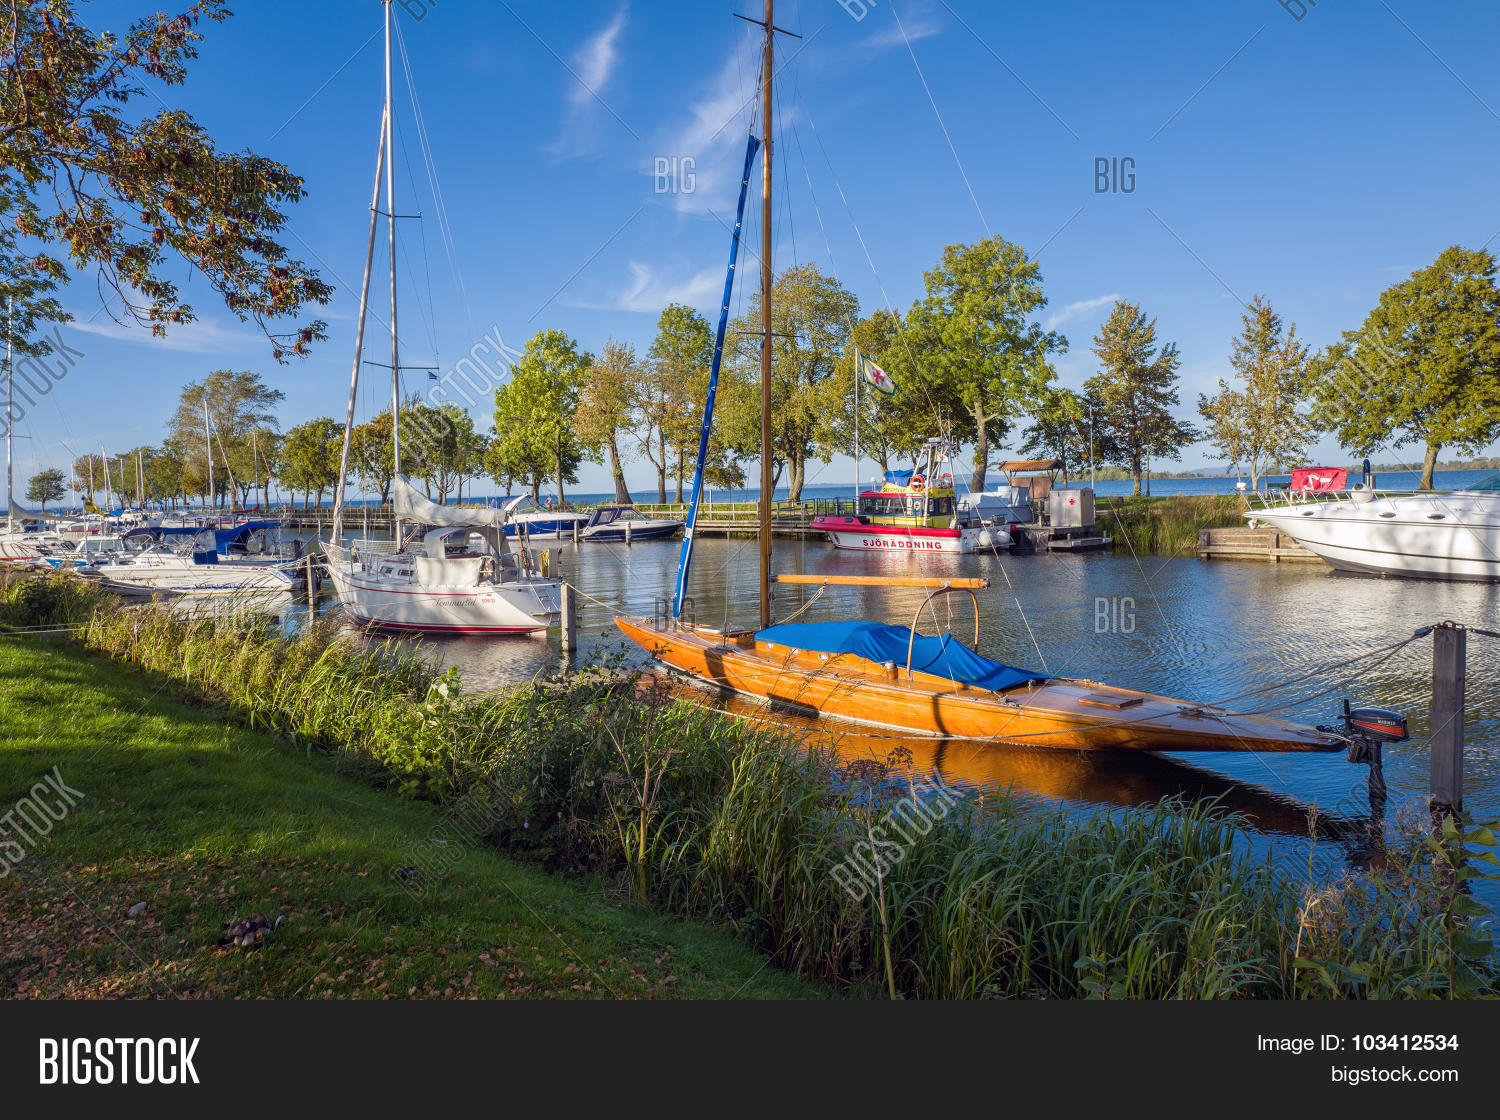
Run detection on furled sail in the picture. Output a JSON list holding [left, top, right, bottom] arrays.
[[672, 133, 761, 618], [391, 473, 509, 528]]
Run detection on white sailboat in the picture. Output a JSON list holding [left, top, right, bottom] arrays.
[[322, 0, 560, 635]]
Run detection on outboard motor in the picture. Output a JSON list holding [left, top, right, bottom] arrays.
[[1341, 699, 1407, 764]]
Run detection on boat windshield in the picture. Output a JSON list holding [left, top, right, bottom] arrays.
[[1465, 473, 1500, 492]]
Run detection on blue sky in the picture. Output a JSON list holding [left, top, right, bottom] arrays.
[[12, 0, 1500, 495]]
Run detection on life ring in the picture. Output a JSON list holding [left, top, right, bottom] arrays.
[[909, 475, 925, 493], [939, 473, 952, 487]]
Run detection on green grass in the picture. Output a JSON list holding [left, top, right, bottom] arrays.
[[0, 635, 819, 999]]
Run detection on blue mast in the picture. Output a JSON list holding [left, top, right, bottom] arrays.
[[672, 133, 761, 619]]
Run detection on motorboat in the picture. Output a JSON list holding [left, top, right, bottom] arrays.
[[91, 523, 302, 594], [1246, 471, 1500, 582], [811, 440, 1011, 554], [579, 504, 683, 543], [493, 495, 592, 540]]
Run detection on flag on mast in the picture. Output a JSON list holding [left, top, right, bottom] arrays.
[[861, 355, 895, 396]]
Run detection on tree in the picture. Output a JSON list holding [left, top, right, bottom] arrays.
[[815, 309, 928, 477], [145, 444, 186, 508], [494, 330, 590, 506], [26, 467, 63, 509], [168, 370, 284, 506], [1196, 296, 1313, 489], [0, 1, 331, 356], [1085, 300, 1197, 495], [279, 417, 341, 508], [405, 401, 481, 502], [577, 338, 639, 503], [728, 264, 859, 501], [903, 237, 1065, 491], [72, 453, 104, 501], [1018, 386, 1093, 482], [646, 304, 715, 501], [1306, 246, 1500, 489], [350, 411, 394, 505]]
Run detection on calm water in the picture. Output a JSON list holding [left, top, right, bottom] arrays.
[[266, 532, 1499, 906]]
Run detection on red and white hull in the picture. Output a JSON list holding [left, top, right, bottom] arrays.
[[813, 517, 1011, 554]]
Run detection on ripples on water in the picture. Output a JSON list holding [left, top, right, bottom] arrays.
[[275, 534, 1499, 906]]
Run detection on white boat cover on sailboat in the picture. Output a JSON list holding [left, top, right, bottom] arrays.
[[391, 473, 508, 529]]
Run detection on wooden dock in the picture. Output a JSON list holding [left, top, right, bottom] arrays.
[[1197, 526, 1325, 564]]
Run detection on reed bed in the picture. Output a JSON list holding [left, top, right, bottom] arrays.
[[1098, 494, 1246, 556], [2, 570, 1494, 998]]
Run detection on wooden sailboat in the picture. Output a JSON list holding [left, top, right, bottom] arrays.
[[615, 0, 1341, 753]]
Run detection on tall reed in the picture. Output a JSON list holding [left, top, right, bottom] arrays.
[[1098, 494, 1246, 555]]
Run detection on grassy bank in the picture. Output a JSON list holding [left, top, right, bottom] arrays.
[[1096, 494, 1247, 555], [0, 634, 817, 999], [2, 572, 1495, 998]]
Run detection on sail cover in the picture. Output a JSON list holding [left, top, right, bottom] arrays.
[[392, 473, 508, 528], [756, 621, 1049, 692], [673, 133, 761, 618]]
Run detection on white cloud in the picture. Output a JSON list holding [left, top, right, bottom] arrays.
[[548, 8, 630, 160], [654, 36, 791, 214], [858, 14, 943, 54], [571, 8, 628, 106], [66, 314, 262, 354], [1045, 293, 1121, 331], [574, 261, 724, 314]]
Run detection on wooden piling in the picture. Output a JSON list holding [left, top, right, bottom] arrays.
[[561, 582, 578, 655], [625, 520, 632, 546], [304, 552, 315, 603], [1430, 622, 1465, 813]]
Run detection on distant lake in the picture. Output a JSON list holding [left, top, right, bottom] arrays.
[[8, 468, 1495, 517]]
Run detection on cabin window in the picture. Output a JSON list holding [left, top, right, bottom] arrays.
[[930, 497, 953, 516]]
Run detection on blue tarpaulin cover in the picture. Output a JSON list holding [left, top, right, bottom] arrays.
[[756, 621, 1048, 692], [884, 469, 915, 486]]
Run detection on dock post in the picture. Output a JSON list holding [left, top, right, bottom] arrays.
[[560, 582, 578, 655], [626, 520, 632, 546], [572, 520, 579, 545], [1430, 622, 1465, 816], [304, 551, 315, 604]]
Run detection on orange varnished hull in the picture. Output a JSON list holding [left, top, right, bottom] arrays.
[[615, 616, 1342, 753]]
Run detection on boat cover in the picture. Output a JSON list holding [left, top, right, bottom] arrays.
[[756, 621, 1048, 692], [884, 469, 915, 486], [393, 473, 508, 528]]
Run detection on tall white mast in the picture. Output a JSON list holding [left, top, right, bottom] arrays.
[[4, 297, 11, 530], [102, 445, 111, 510], [204, 399, 214, 510], [330, 107, 388, 543], [384, 0, 402, 546]]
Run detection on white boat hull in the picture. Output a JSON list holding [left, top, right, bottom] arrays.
[[326, 566, 562, 633], [93, 559, 300, 594], [1250, 495, 1500, 582], [819, 524, 1011, 554]]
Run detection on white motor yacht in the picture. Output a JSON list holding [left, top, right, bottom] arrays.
[[1246, 473, 1500, 581]]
